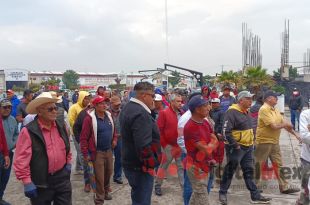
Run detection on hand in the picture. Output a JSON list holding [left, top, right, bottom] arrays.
[[24, 182, 38, 199], [216, 133, 224, 141], [84, 156, 91, 163], [235, 144, 241, 150], [208, 159, 217, 166], [65, 164, 72, 174], [4, 156, 10, 169], [112, 140, 117, 149], [283, 122, 293, 130]]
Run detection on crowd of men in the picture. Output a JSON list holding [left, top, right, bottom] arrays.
[[0, 84, 307, 205]]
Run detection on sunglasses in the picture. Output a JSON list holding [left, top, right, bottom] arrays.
[[1, 106, 12, 110], [44, 106, 58, 112]]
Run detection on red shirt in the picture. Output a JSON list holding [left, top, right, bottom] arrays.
[[14, 119, 72, 184], [184, 119, 213, 172]]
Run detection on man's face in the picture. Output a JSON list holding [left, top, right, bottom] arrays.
[[239, 97, 253, 109], [124, 91, 128, 97], [0, 105, 12, 118], [267, 96, 278, 106], [82, 95, 91, 107], [98, 88, 105, 95], [211, 102, 220, 109], [195, 104, 209, 118], [171, 96, 182, 110], [154, 101, 163, 110], [223, 89, 230, 96], [6, 93, 13, 100], [95, 101, 108, 112], [141, 91, 155, 110], [25, 93, 33, 102], [104, 91, 111, 99], [111, 102, 121, 110], [37, 102, 58, 122]]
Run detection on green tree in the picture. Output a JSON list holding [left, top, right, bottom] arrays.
[[217, 70, 244, 88], [244, 66, 275, 94], [62, 70, 80, 90], [168, 70, 181, 88], [273, 67, 298, 81], [41, 76, 61, 87], [29, 83, 41, 92], [272, 85, 286, 94]]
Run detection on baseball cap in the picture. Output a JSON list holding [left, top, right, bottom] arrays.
[[211, 98, 220, 103], [237, 91, 254, 101], [110, 96, 121, 105], [263, 90, 281, 100], [188, 95, 208, 112], [92, 96, 109, 105], [6, 89, 14, 94], [154, 94, 163, 101], [0, 99, 12, 107]]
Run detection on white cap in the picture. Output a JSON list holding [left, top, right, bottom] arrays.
[[211, 98, 220, 103], [154, 94, 163, 101]]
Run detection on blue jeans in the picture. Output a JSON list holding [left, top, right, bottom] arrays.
[[0, 151, 13, 199], [113, 139, 122, 180], [124, 168, 154, 205], [220, 145, 260, 200], [290, 109, 301, 130], [182, 153, 192, 205]]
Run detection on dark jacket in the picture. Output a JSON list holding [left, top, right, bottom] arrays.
[[62, 96, 69, 113], [210, 107, 225, 135], [219, 95, 236, 112], [73, 107, 90, 143], [249, 102, 263, 136], [120, 99, 161, 171], [27, 118, 70, 187], [289, 94, 303, 110], [80, 110, 117, 161], [223, 104, 254, 148], [72, 93, 78, 104]]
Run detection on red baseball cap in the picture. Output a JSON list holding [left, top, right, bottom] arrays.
[[92, 96, 109, 105], [6, 89, 14, 94]]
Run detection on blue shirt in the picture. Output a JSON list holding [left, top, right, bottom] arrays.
[[2, 115, 19, 150], [96, 114, 112, 151]]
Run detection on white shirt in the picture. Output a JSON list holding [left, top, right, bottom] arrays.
[[177, 110, 192, 153], [300, 109, 310, 162]]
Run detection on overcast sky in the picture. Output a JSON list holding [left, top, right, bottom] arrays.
[[0, 0, 309, 75]]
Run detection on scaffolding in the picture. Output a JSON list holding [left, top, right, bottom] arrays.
[[280, 19, 290, 79], [242, 23, 262, 73]]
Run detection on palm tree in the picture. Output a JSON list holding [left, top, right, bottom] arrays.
[[244, 66, 275, 94], [217, 70, 245, 89]]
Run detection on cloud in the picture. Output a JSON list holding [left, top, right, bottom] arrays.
[[0, 0, 309, 76]]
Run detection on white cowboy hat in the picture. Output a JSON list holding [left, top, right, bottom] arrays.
[[26, 92, 59, 114], [49, 91, 63, 103]]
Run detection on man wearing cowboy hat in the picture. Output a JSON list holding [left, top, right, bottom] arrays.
[[80, 96, 117, 205], [13, 92, 72, 205]]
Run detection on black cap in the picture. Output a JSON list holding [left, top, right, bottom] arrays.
[[264, 90, 281, 100]]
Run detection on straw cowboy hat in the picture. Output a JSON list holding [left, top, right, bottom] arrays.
[[26, 92, 59, 114], [49, 91, 63, 103]]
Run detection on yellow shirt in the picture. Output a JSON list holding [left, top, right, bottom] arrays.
[[256, 103, 283, 144]]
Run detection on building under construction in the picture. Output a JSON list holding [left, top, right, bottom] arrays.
[[280, 19, 290, 79], [242, 23, 262, 73]]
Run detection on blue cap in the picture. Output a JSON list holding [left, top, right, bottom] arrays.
[[188, 95, 208, 112]]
